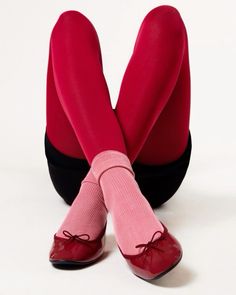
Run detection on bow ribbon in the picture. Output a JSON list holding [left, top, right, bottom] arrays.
[[62, 230, 91, 243], [135, 230, 165, 254]]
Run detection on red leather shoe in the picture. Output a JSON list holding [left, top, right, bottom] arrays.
[[49, 222, 107, 266], [118, 222, 183, 280]]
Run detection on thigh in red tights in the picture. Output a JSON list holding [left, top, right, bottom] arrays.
[[46, 5, 191, 167]]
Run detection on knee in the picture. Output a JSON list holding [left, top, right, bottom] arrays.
[[143, 5, 185, 37], [57, 10, 87, 22], [53, 10, 94, 33], [148, 5, 181, 15]]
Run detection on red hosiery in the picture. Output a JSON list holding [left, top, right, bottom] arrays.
[[47, 6, 190, 166], [48, 10, 127, 164], [115, 5, 190, 164], [46, 44, 86, 159], [47, 6, 190, 253]]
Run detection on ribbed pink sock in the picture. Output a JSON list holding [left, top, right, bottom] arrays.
[[56, 168, 107, 239], [91, 150, 164, 255]]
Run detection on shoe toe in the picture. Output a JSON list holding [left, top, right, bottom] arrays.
[[49, 223, 107, 265], [49, 236, 103, 261], [119, 224, 183, 280]]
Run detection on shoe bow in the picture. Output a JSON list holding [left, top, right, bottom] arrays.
[[62, 230, 91, 243], [135, 230, 166, 254]]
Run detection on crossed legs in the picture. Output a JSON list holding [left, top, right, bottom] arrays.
[[45, 5, 191, 255]]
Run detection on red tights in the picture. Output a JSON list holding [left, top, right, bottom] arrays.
[[46, 5, 191, 166]]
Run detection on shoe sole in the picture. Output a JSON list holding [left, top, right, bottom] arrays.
[[49, 252, 104, 268], [135, 252, 183, 281]]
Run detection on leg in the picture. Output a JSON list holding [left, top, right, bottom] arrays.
[[46, 10, 113, 240], [88, 5, 190, 256], [115, 5, 190, 165]]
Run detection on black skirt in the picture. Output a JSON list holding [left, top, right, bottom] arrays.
[[44, 130, 192, 209]]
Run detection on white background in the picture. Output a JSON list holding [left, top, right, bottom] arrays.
[[0, 0, 235, 294]]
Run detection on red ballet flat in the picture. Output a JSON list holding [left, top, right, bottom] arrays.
[[49, 222, 107, 266], [118, 222, 183, 280]]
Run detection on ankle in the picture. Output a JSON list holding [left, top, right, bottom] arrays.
[[91, 150, 135, 186]]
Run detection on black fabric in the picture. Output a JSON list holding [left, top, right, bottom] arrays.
[[44, 130, 192, 208]]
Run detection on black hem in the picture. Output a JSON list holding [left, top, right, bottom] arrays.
[[44, 130, 192, 208]]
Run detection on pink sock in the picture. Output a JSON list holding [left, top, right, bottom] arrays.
[[91, 150, 164, 255], [56, 168, 107, 239]]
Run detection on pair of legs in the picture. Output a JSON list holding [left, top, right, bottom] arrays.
[[45, 5, 191, 256], [46, 5, 191, 167]]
